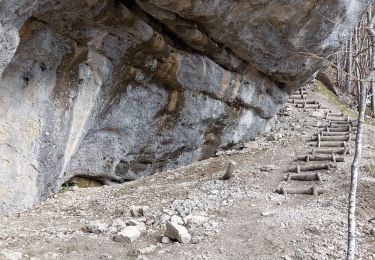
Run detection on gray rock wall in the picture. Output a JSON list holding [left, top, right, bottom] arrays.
[[0, 0, 371, 213]]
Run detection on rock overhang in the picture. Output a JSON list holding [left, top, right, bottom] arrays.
[[0, 0, 371, 213]]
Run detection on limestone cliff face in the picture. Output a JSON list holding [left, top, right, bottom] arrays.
[[0, 0, 370, 213]]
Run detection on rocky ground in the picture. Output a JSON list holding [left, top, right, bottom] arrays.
[[1, 82, 375, 260]]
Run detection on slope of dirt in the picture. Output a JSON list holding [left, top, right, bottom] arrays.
[[1, 82, 375, 260]]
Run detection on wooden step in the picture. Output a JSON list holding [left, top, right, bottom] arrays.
[[289, 163, 335, 173], [311, 147, 350, 155], [296, 154, 344, 162]]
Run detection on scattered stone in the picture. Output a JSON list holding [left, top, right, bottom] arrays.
[[127, 219, 146, 232], [130, 206, 149, 217], [184, 215, 208, 225], [113, 226, 141, 243], [145, 217, 155, 226], [170, 215, 184, 225], [86, 220, 109, 233], [164, 222, 191, 244], [221, 161, 237, 180], [266, 133, 283, 141], [159, 214, 170, 224], [111, 218, 126, 231], [283, 255, 293, 260], [261, 211, 272, 217], [161, 236, 172, 244], [138, 245, 157, 255]]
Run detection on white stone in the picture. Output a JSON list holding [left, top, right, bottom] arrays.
[[161, 236, 172, 244], [127, 219, 146, 232], [261, 211, 272, 217], [170, 215, 184, 225], [87, 220, 109, 233], [111, 218, 126, 230], [138, 245, 157, 254], [159, 214, 170, 223], [164, 222, 191, 244], [113, 226, 141, 243], [184, 215, 208, 225]]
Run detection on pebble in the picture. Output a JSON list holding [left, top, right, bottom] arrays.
[[261, 211, 272, 217], [138, 245, 157, 255]]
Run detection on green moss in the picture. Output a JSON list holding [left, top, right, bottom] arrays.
[[314, 80, 375, 126]]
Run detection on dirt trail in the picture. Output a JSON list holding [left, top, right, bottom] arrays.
[[1, 82, 375, 260]]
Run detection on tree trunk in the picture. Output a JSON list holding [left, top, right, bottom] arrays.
[[348, 32, 353, 93], [346, 79, 367, 260], [372, 84, 375, 116]]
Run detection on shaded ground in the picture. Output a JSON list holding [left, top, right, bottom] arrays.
[[0, 82, 375, 260]]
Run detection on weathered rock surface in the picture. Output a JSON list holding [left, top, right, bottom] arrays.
[[165, 221, 192, 243], [0, 0, 370, 213]]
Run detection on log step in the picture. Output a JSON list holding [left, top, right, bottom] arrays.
[[310, 135, 353, 142], [318, 131, 355, 136], [293, 93, 308, 97], [276, 186, 323, 196], [310, 141, 348, 147], [289, 163, 335, 173], [328, 116, 351, 122], [304, 108, 331, 112], [286, 172, 323, 182], [296, 154, 344, 162], [288, 100, 318, 104], [326, 112, 344, 117], [329, 121, 357, 126], [296, 104, 325, 109], [324, 126, 357, 132], [290, 94, 308, 99], [311, 147, 350, 155]]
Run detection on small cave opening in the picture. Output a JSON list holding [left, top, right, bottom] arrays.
[[61, 175, 105, 190]]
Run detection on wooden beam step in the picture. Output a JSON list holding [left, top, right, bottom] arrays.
[[296, 154, 344, 162], [276, 186, 323, 196], [289, 163, 335, 173], [311, 147, 350, 155], [286, 172, 323, 182]]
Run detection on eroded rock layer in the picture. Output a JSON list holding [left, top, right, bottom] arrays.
[[0, 0, 370, 213]]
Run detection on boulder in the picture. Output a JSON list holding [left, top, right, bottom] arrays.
[[164, 222, 191, 244]]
